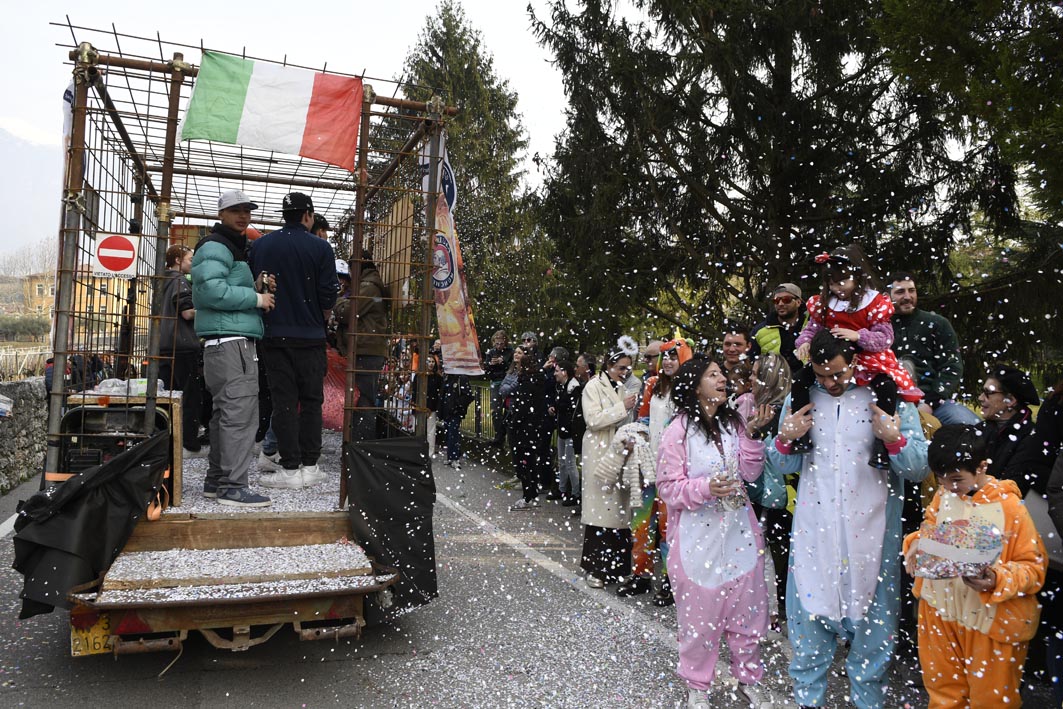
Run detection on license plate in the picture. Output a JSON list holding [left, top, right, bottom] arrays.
[[70, 611, 113, 656]]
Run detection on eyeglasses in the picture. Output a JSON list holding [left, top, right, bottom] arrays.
[[773, 294, 797, 305], [981, 387, 1004, 397]]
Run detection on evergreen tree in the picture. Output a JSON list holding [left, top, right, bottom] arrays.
[[533, 0, 976, 343], [401, 0, 534, 336]]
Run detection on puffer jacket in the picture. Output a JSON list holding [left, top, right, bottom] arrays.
[[191, 224, 263, 340]]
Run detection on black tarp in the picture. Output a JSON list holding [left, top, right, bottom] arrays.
[[346, 435, 437, 617], [13, 429, 170, 619]]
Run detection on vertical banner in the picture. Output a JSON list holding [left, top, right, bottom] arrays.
[[420, 132, 458, 213], [432, 197, 483, 375]]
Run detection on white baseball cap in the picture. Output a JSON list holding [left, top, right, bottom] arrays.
[[218, 190, 258, 211]]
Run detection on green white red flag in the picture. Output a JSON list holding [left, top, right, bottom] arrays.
[[180, 51, 363, 171]]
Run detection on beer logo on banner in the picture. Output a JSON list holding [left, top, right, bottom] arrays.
[[432, 233, 455, 290]]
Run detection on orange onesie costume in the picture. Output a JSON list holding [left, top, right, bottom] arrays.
[[903, 477, 1047, 708]]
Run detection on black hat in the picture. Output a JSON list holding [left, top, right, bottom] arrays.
[[990, 364, 1040, 408], [280, 192, 314, 213], [312, 213, 330, 232]]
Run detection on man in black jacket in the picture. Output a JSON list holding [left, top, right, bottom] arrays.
[[249, 192, 338, 489]]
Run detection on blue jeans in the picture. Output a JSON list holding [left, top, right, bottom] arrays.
[[557, 437, 578, 495], [932, 400, 981, 425], [444, 415, 462, 462], [262, 422, 277, 456]]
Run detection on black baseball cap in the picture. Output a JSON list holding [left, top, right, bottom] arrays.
[[280, 192, 314, 213]]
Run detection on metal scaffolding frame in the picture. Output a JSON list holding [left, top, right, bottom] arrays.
[[46, 21, 456, 508]]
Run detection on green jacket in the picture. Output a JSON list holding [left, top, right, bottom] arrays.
[[333, 265, 389, 358], [191, 235, 264, 340], [891, 309, 963, 405]]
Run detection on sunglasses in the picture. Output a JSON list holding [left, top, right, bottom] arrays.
[[523, 338, 535, 342], [773, 294, 797, 304]]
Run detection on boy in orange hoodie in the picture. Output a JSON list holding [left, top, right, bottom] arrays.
[[904, 424, 1047, 708]]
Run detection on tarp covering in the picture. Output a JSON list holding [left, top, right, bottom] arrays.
[[346, 435, 437, 615], [13, 429, 170, 619]]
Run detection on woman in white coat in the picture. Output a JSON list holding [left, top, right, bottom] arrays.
[[580, 343, 639, 588]]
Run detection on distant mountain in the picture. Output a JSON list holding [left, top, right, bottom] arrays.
[[0, 129, 62, 258]]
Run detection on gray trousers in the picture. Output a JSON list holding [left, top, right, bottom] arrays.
[[203, 338, 259, 491]]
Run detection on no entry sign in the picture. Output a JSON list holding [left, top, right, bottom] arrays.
[[92, 234, 140, 279]]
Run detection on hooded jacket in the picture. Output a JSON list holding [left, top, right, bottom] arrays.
[[191, 223, 263, 340], [905, 477, 1047, 643]]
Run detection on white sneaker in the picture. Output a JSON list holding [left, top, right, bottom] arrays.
[[258, 468, 305, 489], [686, 688, 711, 709], [734, 682, 773, 708], [258, 451, 282, 471], [299, 464, 327, 485]]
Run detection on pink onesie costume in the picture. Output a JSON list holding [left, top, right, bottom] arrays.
[[797, 290, 921, 400], [655, 414, 768, 690]]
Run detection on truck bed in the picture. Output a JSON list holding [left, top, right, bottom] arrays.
[[67, 433, 399, 655]]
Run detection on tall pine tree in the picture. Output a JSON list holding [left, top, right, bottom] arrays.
[[401, 0, 541, 338], [533, 0, 975, 342]]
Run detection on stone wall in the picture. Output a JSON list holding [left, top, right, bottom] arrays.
[[0, 377, 46, 493]]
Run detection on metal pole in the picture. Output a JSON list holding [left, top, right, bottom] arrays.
[[339, 84, 376, 509], [414, 101, 444, 438], [142, 52, 188, 433], [45, 44, 93, 481]]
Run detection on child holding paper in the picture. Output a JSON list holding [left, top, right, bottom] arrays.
[[903, 424, 1048, 708]]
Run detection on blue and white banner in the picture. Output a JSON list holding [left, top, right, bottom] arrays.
[[419, 132, 457, 213]]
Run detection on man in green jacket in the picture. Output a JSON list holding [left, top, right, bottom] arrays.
[[192, 190, 276, 507], [888, 272, 979, 425]]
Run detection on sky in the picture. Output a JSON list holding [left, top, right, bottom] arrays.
[[0, 0, 568, 257]]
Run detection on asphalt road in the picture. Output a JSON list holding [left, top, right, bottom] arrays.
[[0, 444, 1053, 708]]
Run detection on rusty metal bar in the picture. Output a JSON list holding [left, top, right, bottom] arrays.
[[364, 119, 428, 204], [146, 165, 355, 193], [69, 49, 457, 116], [90, 81, 160, 201], [175, 210, 285, 227], [141, 53, 187, 432], [111, 633, 183, 655], [339, 86, 376, 509], [375, 94, 459, 116], [45, 50, 93, 480], [415, 112, 444, 437], [294, 618, 365, 642]]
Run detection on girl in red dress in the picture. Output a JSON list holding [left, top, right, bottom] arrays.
[[789, 243, 922, 467]]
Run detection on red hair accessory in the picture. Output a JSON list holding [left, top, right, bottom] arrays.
[[814, 252, 831, 264]]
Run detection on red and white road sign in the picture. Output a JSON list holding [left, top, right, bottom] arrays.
[[92, 234, 140, 279]]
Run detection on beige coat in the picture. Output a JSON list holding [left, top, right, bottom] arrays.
[[580, 372, 632, 528]]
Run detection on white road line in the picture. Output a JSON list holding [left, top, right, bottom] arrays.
[[436, 492, 798, 706], [436, 492, 679, 651], [0, 511, 17, 538]]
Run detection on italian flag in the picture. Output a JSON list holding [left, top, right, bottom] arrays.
[[180, 52, 363, 171]]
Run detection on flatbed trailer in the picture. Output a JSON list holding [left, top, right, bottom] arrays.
[[17, 22, 451, 655]]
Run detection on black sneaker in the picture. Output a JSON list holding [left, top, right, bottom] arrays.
[[616, 575, 652, 597], [545, 488, 562, 501], [217, 487, 272, 508]]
